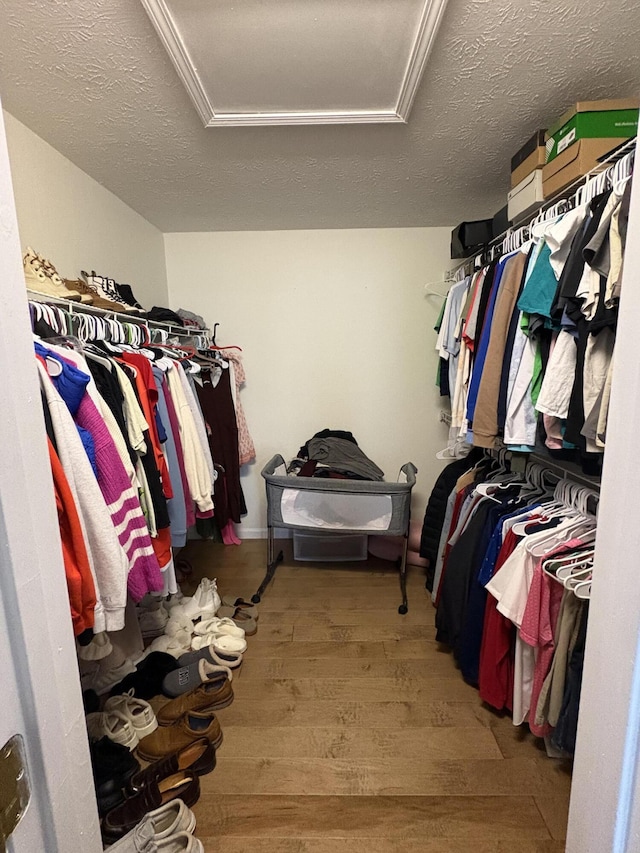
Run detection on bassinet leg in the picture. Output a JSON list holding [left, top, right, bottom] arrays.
[[252, 525, 283, 604], [397, 534, 409, 615]]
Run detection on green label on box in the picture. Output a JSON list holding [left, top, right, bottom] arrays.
[[546, 108, 638, 162]]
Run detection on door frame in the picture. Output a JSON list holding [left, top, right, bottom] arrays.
[[0, 103, 101, 852]]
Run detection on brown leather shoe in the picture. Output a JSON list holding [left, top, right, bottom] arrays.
[[129, 736, 215, 792], [136, 711, 222, 762], [157, 672, 234, 726], [65, 278, 124, 311], [102, 771, 200, 841]]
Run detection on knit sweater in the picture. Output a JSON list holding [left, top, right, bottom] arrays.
[[75, 393, 163, 600], [47, 436, 97, 635], [37, 359, 129, 632]]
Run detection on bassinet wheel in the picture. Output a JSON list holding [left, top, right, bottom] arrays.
[[398, 604, 408, 615], [251, 593, 261, 604]]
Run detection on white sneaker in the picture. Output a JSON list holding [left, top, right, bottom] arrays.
[[104, 689, 158, 741], [86, 710, 139, 751], [147, 800, 196, 839], [81, 270, 140, 313], [156, 832, 204, 852], [197, 578, 221, 616]]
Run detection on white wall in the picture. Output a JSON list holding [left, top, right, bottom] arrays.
[[4, 111, 168, 309], [164, 228, 451, 536]]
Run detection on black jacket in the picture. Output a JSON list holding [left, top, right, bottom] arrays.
[[420, 448, 484, 591]]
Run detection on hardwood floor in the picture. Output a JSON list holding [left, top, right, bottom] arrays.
[[181, 539, 570, 853]]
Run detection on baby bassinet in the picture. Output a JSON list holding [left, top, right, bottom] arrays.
[[252, 455, 418, 613]]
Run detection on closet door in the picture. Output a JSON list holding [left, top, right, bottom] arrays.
[[567, 135, 640, 853], [0, 103, 101, 852]]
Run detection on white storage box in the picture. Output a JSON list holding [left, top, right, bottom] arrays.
[[293, 531, 368, 562], [507, 169, 544, 223]]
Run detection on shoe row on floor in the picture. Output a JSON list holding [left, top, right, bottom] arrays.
[[81, 579, 258, 695], [85, 576, 258, 848]]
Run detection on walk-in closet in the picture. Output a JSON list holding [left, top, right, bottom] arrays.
[[0, 2, 640, 852]]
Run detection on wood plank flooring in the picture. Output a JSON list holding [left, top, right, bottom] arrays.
[[181, 540, 571, 852]]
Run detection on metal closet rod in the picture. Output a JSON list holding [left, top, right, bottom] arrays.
[[26, 289, 210, 339]]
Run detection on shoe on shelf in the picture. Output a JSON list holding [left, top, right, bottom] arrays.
[[115, 282, 145, 311], [146, 799, 196, 840], [81, 271, 139, 314], [24, 257, 81, 301], [156, 832, 204, 853], [105, 276, 146, 315], [111, 652, 180, 701], [23, 247, 87, 302], [86, 711, 139, 751], [136, 711, 222, 762], [69, 277, 125, 311], [129, 736, 215, 793], [102, 773, 200, 842], [178, 645, 243, 671], [104, 689, 158, 741]]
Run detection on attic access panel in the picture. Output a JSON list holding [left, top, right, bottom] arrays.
[[140, 0, 449, 126]]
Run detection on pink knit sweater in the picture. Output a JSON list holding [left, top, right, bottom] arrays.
[[76, 394, 163, 599]]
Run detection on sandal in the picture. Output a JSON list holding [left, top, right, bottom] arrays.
[[221, 596, 259, 618], [216, 607, 257, 636]]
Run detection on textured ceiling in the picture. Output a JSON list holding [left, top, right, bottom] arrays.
[[1, 0, 639, 232]]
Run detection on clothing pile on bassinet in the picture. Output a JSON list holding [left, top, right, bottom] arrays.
[[287, 429, 384, 481]]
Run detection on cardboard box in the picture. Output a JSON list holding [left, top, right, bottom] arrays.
[[508, 170, 543, 223], [545, 98, 639, 163], [542, 137, 628, 199], [510, 130, 546, 188]]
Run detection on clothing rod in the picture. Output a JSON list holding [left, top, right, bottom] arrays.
[[27, 290, 210, 339], [484, 446, 601, 490], [524, 452, 601, 490]]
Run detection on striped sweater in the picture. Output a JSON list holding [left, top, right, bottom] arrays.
[[76, 393, 163, 600]]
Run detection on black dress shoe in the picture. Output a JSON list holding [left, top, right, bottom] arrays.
[[102, 771, 200, 841], [90, 737, 140, 815]]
